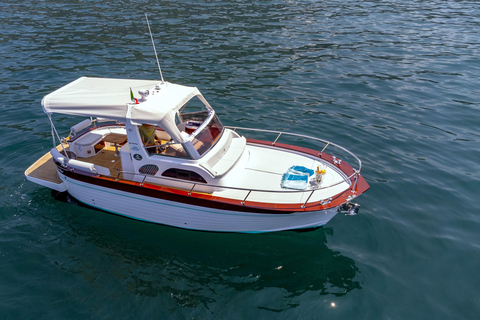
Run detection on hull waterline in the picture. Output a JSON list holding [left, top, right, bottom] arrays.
[[60, 172, 339, 233]]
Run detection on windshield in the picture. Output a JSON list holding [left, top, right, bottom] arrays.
[[190, 115, 223, 156], [179, 97, 224, 157]]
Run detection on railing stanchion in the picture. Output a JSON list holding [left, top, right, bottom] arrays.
[[301, 190, 315, 209], [189, 184, 196, 196], [272, 133, 282, 146], [321, 142, 330, 153], [242, 190, 252, 205], [351, 170, 359, 193]]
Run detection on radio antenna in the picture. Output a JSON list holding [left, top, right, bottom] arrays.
[[145, 13, 164, 82]]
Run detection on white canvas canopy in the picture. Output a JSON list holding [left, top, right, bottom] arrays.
[[130, 82, 201, 126], [41, 77, 202, 126]]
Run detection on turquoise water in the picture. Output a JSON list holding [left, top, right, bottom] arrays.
[[1, 0, 480, 318]]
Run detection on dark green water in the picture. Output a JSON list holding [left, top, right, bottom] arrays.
[[1, 0, 479, 318]]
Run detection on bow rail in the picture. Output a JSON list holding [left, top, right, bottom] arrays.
[[109, 127, 363, 208]]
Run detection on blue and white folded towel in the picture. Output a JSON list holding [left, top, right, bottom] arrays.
[[280, 166, 314, 190]]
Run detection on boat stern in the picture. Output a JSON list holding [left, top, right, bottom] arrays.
[[25, 148, 67, 192]]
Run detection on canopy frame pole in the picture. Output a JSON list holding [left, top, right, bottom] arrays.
[[47, 113, 70, 161]]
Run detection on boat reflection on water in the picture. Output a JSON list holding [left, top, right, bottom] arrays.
[[42, 195, 361, 313]]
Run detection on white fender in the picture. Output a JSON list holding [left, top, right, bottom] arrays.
[[67, 159, 111, 176], [68, 159, 95, 172], [50, 148, 66, 166], [70, 119, 92, 135]]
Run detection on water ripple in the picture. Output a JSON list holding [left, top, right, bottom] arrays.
[[1, 0, 480, 319]]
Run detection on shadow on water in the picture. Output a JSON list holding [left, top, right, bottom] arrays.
[[41, 191, 361, 314]]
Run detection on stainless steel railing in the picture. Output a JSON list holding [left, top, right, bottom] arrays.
[[225, 126, 362, 175], [111, 126, 362, 208], [225, 126, 363, 202], [114, 169, 350, 209]]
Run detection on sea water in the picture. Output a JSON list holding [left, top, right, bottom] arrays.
[[1, 0, 479, 318]]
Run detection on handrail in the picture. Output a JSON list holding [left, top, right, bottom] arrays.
[[225, 126, 362, 175], [113, 164, 355, 209], [226, 126, 363, 200], [115, 169, 351, 195], [107, 126, 363, 208]]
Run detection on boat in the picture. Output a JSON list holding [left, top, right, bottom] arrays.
[[25, 76, 369, 233]]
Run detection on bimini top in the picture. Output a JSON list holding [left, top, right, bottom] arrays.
[[41, 76, 202, 125]]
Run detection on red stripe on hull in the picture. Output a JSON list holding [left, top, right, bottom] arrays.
[[57, 141, 369, 213]]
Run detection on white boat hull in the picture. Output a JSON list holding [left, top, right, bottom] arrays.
[[26, 77, 370, 233], [60, 172, 338, 233]]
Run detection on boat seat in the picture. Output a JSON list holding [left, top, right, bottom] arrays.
[[73, 133, 103, 158], [161, 140, 204, 158], [155, 129, 171, 141], [75, 133, 103, 145], [162, 143, 188, 158], [193, 140, 205, 155]]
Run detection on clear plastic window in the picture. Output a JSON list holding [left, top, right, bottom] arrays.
[[178, 97, 224, 157], [191, 115, 223, 156]]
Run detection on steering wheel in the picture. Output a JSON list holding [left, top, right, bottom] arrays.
[[145, 139, 174, 153]]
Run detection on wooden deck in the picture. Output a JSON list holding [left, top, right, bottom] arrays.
[[25, 144, 68, 184], [25, 153, 62, 184], [26, 145, 124, 184], [77, 146, 123, 178]]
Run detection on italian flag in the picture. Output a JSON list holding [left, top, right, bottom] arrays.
[[130, 87, 139, 104]]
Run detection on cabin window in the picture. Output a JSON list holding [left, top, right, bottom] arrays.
[[161, 168, 207, 183]]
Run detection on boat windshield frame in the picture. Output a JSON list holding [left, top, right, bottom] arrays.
[[178, 100, 225, 157]]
